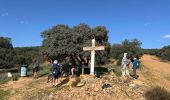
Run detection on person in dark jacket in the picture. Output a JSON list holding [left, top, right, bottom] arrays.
[[52, 60, 60, 87], [132, 57, 140, 79]]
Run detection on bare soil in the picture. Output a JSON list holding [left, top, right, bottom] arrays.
[[1, 55, 170, 100], [139, 55, 170, 91]]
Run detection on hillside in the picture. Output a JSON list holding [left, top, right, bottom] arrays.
[[0, 55, 170, 100], [138, 55, 170, 91]]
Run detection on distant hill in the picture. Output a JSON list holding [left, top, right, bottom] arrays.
[[13, 46, 41, 65]]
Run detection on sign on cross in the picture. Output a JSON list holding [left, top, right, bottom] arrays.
[[83, 39, 105, 75]]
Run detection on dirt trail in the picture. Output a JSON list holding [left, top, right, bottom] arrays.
[[139, 55, 170, 91], [2, 76, 53, 100]]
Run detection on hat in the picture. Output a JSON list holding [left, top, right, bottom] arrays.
[[133, 58, 137, 60], [53, 60, 58, 64], [123, 53, 127, 57]]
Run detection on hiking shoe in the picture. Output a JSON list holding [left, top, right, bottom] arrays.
[[133, 78, 137, 80]]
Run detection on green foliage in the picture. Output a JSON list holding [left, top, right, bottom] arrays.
[[112, 66, 122, 77], [144, 45, 170, 61], [38, 66, 51, 77], [110, 39, 143, 65], [41, 23, 110, 65], [95, 67, 108, 76], [159, 45, 170, 61], [0, 73, 10, 84], [145, 86, 170, 100], [143, 49, 160, 56], [0, 37, 41, 69], [12, 73, 20, 81], [14, 46, 41, 66], [0, 37, 15, 68]]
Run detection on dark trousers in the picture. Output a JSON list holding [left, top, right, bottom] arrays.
[[133, 67, 137, 79]]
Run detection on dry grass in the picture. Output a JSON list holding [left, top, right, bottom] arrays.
[[140, 55, 170, 91], [145, 86, 170, 100], [0, 89, 10, 100]]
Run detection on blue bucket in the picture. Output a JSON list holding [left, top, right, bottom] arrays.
[[21, 65, 27, 77]]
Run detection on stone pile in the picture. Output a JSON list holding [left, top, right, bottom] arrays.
[[47, 74, 145, 100]]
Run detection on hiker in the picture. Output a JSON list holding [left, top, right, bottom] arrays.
[[51, 60, 60, 87], [75, 56, 86, 75], [33, 59, 39, 79], [70, 56, 76, 78], [81, 56, 89, 75], [60, 64, 67, 77], [81, 61, 85, 75], [47, 72, 53, 83], [131, 57, 140, 79], [47, 60, 53, 83], [121, 53, 130, 81]]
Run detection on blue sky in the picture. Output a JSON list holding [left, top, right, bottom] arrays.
[[0, 0, 170, 48]]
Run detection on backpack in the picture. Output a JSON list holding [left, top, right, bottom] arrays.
[[52, 64, 60, 75], [133, 60, 140, 68]]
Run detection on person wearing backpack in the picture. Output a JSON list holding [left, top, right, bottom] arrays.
[[33, 59, 39, 79], [52, 60, 60, 87], [132, 57, 140, 79]]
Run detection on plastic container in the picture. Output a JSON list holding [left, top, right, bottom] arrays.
[[21, 65, 28, 77]]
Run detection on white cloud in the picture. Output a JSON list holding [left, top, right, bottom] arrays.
[[163, 34, 170, 38], [1, 13, 8, 17]]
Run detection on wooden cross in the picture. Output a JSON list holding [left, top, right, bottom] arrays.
[[83, 39, 105, 75]]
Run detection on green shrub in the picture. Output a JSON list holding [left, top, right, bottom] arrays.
[[38, 66, 50, 77], [112, 66, 122, 77], [0, 73, 10, 84], [110, 39, 143, 65], [145, 86, 170, 100], [0, 37, 15, 69], [12, 73, 20, 81]]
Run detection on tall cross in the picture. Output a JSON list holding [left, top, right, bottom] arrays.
[[83, 39, 105, 75]]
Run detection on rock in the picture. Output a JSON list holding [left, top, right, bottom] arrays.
[[44, 74, 144, 100], [7, 72, 12, 77], [102, 84, 112, 89], [129, 83, 139, 89], [48, 94, 54, 100], [94, 87, 99, 92], [76, 81, 86, 87]]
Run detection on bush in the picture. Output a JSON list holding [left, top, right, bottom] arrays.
[[41, 24, 110, 65], [143, 49, 160, 56], [0, 37, 15, 69], [145, 86, 170, 100], [12, 73, 20, 81], [160, 45, 170, 61], [110, 39, 143, 65], [38, 66, 50, 77], [0, 73, 10, 84], [14, 46, 41, 66]]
